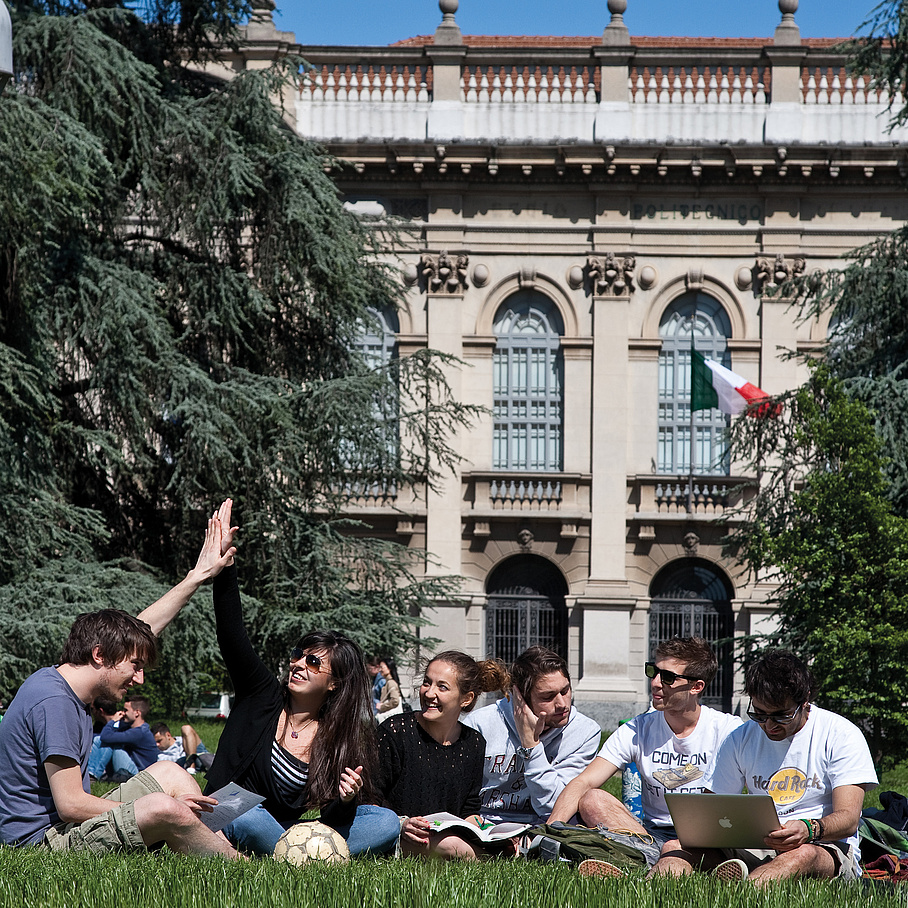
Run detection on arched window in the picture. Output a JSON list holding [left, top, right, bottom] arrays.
[[485, 554, 568, 664], [344, 307, 400, 486], [356, 307, 399, 369], [648, 559, 735, 711], [658, 293, 733, 475], [493, 292, 564, 472]]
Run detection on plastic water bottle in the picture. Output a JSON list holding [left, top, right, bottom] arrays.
[[619, 719, 644, 821]]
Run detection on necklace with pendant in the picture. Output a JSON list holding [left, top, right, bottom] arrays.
[[287, 711, 315, 740]]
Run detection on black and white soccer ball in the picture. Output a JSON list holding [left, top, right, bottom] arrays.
[[273, 821, 350, 865]]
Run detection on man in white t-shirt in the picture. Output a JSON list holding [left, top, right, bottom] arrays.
[[665, 649, 878, 883], [547, 636, 741, 875]]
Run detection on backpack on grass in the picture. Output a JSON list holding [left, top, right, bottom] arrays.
[[522, 822, 657, 869]]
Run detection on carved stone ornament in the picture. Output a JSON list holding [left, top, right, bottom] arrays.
[[517, 527, 534, 551], [587, 253, 636, 296], [682, 531, 700, 556], [754, 253, 806, 290], [420, 251, 469, 293]]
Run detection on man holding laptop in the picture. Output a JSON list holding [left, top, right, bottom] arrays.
[[547, 637, 741, 875], [662, 649, 877, 883]]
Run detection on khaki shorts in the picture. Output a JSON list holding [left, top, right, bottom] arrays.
[[728, 842, 861, 881], [44, 770, 165, 853]]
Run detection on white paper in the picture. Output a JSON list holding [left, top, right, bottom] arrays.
[[198, 782, 266, 833]]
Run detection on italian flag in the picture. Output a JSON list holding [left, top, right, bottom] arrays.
[[691, 348, 774, 416]]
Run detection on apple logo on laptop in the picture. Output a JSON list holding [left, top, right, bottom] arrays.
[[719, 817, 733, 828]]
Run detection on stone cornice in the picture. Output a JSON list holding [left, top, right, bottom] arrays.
[[324, 142, 908, 187]]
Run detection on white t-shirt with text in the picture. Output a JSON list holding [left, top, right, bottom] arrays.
[[703, 705, 877, 852], [598, 706, 743, 826]]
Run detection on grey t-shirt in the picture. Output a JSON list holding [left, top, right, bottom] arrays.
[[0, 666, 92, 845]]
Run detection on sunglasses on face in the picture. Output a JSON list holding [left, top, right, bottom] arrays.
[[290, 648, 331, 675], [746, 701, 805, 725], [644, 662, 700, 686]]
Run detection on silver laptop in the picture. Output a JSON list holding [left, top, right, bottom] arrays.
[[664, 793, 781, 849]]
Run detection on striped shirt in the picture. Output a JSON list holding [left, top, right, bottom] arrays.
[[272, 739, 309, 802]]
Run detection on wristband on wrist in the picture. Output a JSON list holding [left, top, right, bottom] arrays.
[[813, 818, 825, 842], [799, 818, 814, 842]]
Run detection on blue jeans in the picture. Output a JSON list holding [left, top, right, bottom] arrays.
[[88, 735, 139, 779], [223, 803, 399, 857]]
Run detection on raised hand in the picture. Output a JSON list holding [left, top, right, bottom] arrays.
[[216, 498, 239, 558], [511, 686, 545, 750], [192, 503, 237, 579]]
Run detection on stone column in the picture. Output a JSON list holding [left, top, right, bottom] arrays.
[[427, 0, 466, 139], [594, 0, 633, 140], [589, 290, 630, 587], [765, 0, 805, 142], [424, 281, 465, 577], [241, 0, 298, 129]]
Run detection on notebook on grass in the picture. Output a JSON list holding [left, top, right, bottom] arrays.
[[664, 793, 782, 849]]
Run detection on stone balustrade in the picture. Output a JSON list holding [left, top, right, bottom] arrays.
[[290, 38, 908, 146], [629, 474, 755, 519], [465, 472, 590, 515]]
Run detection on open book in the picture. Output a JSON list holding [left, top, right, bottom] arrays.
[[423, 812, 530, 842]]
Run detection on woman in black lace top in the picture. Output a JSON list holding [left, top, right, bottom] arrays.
[[375, 651, 508, 858]]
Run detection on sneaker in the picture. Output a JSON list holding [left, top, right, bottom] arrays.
[[713, 859, 749, 882], [578, 859, 625, 879], [106, 770, 133, 784]]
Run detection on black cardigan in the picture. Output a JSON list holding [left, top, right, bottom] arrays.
[[204, 565, 354, 829]]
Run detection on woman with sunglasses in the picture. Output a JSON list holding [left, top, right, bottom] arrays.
[[200, 500, 400, 857], [374, 651, 509, 858]]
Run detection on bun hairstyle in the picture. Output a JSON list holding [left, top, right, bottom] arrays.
[[427, 651, 510, 713]]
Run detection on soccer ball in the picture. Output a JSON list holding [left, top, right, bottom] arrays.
[[273, 821, 350, 865]]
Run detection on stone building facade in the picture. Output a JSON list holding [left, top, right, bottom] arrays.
[[221, 0, 908, 726]]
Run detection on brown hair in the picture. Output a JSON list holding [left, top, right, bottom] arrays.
[[510, 646, 570, 702], [60, 609, 158, 670], [124, 696, 151, 719], [653, 636, 718, 687], [149, 722, 172, 736], [426, 651, 510, 712]]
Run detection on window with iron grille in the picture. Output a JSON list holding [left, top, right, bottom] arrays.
[[485, 554, 568, 664], [493, 292, 564, 472], [658, 293, 733, 475], [648, 559, 735, 712]]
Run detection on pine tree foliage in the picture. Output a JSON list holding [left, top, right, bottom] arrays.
[[725, 366, 908, 767], [0, 3, 477, 709], [847, 0, 908, 127], [783, 229, 908, 515]]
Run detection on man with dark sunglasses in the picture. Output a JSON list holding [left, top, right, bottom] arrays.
[[548, 637, 741, 875], [665, 649, 877, 883]]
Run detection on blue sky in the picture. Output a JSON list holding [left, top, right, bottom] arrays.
[[272, 0, 870, 47]]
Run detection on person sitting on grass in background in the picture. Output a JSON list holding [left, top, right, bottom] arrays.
[[91, 698, 120, 735], [367, 656, 386, 715], [375, 657, 403, 723], [0, 510, 241, 857], [88, 696, 159, 782], [375, 651, 509, 859], [151, 722, 214, 773], [461, 646, 601, 827], [656, 649, 878, 884], [548, 636, 742, 878]]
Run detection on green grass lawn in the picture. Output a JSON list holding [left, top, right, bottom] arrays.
[[52, 719, 908, 908], [0, 847, 904, 908]]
